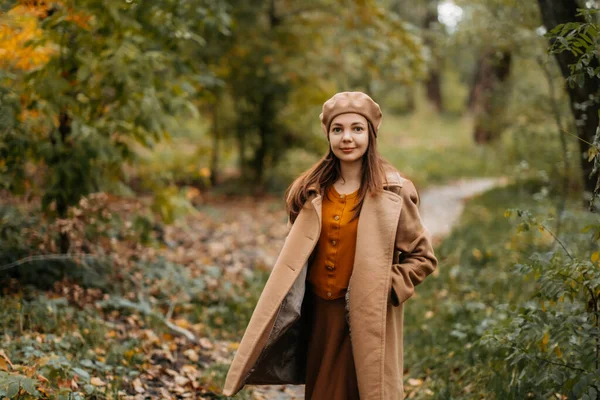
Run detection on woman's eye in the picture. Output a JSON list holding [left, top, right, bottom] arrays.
[[331, 127, 363, 133]]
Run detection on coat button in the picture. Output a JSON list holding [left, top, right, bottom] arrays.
[[327, 292, 332, 297], [331, 240, 336, 245], [326, 265, 335, 271], [333, 215, 340, 221]]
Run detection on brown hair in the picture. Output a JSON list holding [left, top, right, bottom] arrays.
[[284, 120, 396, 225]]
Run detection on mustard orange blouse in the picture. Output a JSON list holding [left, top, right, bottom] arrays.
[[307, 184, 360, 300]]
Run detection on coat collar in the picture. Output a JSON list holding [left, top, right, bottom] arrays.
[[306, 169, 404, 198]]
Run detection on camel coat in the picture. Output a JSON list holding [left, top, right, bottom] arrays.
[[222, 170, 438, 399]]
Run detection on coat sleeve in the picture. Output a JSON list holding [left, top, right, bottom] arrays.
[[389, 180, 438, 307]]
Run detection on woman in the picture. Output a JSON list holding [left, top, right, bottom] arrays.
[[222, 91, 438, 400]]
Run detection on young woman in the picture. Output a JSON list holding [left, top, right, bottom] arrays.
[[222, 91, 438, 400]]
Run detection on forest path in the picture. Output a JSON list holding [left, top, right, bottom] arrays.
[[420, 176, 510, 243]]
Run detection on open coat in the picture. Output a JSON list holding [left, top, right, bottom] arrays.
[[222, 170, 438, 399]]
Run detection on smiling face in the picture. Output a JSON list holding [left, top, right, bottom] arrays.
[[328, 113, 369, 163]]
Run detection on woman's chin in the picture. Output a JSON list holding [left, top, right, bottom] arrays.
[[337, 155, 363, 163]]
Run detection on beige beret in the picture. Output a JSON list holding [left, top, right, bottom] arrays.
[[319, 91, 383, 137]]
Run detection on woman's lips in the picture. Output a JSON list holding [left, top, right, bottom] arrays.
[[341, 148, 355, 153]]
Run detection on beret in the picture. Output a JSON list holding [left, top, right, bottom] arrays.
[[319, 91, 383, 137]]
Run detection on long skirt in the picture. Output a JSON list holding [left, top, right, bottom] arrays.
[[304, 287, 360, 400]]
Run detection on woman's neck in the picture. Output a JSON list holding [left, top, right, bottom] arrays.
[[337, 160, 362, 186]]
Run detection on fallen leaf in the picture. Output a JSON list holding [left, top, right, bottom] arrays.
[[133, 378, 145, 394], [199, 338, 213, 349], [175, 318, 191, 329], [175, 375, 189, 386], [183, 349, 199, 362], [0, 350, 14, 370], [91, 377, 106, 387]]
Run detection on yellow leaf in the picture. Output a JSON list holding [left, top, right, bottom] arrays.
[[175, 318, 191, 329], [588, 146, 599, 162], [0, 350, 13, 370], [541, 332, 550, 352], [591, 252, 599, 263], [228, 342, 239, 350], [504, 210, 512, 218], [199, 167, 211, 177], [554, 345, 562, 358]]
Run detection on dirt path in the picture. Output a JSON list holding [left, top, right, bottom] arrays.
[[244, 176, 509, 400], [420, 176, 510, 243]]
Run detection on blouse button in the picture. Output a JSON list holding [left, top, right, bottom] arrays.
[[331, 240, 336, 245], [326, 265, 335, 271], [327, 292, 332, 297], [333, 215, 340, 221]]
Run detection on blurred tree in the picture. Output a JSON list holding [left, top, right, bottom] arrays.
[[471, 49, 512, 143], [387, 0, 443, 112], [537, 0, 600, 194], [212, 0, 425, 190], [423, 0, 444, 112], [0, 0, 230, 251], [453, 0, 542, 143]]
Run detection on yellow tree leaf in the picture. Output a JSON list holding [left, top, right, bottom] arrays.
[[541, 332, 549, 352], [554, 345, 562, 358], [0, 350, 14, 371]]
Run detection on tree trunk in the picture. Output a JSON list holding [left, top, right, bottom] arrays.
[[54, 110, 71, 254], [471, 49, 512, 144], [467, 57, 483, 111], [537, 0, 600, 193], [253, 91, 275, 191], [210, 99, 220, 187], [424, 2, 443, 112]]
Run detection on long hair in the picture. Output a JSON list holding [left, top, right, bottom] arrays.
[[284, 120, 396, 225]]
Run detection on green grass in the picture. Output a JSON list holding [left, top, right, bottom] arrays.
[[400, 178, 594, 399], [377, 109, 506, 187]]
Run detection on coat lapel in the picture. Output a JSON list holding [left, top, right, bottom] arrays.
[[308, 183, 404, 398], [306, 184, 402, 309]]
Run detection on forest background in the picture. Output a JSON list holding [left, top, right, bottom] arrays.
[[1, 0, 600, 398]]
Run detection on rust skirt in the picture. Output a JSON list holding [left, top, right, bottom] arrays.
[[304, 287, 360, 400]]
